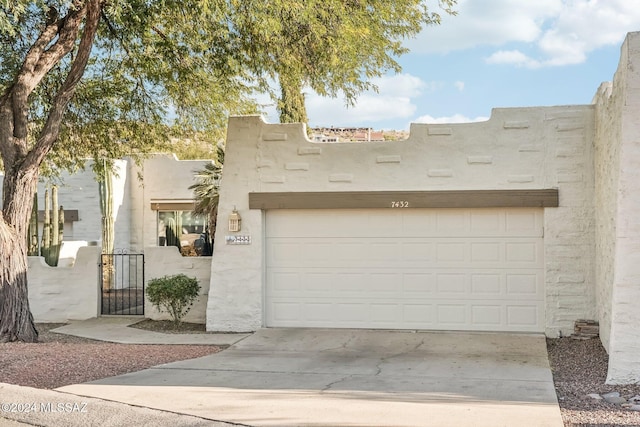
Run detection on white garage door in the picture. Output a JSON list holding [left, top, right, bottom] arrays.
[[265, 208, 544, 332]]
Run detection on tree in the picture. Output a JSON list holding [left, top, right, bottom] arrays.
[[0, 1, 455, 342], [231, 0, 457, 124], [189, 145, 224, 248], [0, 1, 254, 342]]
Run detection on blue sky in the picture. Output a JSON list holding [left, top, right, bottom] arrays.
[[259, 0, 640, 131]]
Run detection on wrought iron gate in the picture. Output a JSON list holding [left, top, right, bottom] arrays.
[[100, 252, 145, 315]]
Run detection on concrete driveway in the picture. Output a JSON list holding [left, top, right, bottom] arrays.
[[58, 328, 563, 427]]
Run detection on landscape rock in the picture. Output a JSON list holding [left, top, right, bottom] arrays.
[[602, 391, 620, 399], [587, 393, 603, 400], [604, 396, 628, 405]]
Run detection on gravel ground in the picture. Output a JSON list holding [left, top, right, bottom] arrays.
[[0, 323, 222, 389], [1, 324, 639, 426], [547, 337, 640, 427]]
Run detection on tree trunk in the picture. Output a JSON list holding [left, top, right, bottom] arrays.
[[278, 74, 308, 124], [0, 265, 38, 343], [0, 170, 39, 343], [0, 0, 100, 342]]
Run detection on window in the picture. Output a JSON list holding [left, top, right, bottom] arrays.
[[157, 210, 212, 256]]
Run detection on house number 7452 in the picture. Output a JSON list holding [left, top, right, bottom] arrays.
[[390, 201, 409, 208]]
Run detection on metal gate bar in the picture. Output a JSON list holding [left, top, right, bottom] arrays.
[[100, 253, 145, 315]]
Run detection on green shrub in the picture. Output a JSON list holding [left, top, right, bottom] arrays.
[[146, 274, 201, 326]]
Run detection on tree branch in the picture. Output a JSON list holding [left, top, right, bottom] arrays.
[[26, 0, 103, 168], [10, 12, 63, 142]]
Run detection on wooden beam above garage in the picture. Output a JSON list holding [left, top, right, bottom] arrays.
[[249, 189, 559, 210]]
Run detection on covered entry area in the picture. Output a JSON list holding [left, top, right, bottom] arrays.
[[265, 207, 545, 332]]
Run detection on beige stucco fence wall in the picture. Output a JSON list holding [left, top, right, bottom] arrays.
[[143, 247, 211, 324], [28, 246, 102, 322], [27, 246, 211, 324]]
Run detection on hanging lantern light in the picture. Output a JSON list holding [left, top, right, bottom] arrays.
[[228, 207, 242, 232]]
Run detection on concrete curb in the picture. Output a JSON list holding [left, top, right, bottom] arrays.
[[0, 383, 244, 427]]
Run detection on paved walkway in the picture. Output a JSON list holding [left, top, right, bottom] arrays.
[[1, 318, 250, 427], [1, 318, 564, 427], [50, 317, 250, 345]]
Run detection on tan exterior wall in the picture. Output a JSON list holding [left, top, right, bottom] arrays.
[[208, 108, 597, 337], [28, 246, 101, 322], [593, 32, 640, 384], [144, 247, 211, 324]]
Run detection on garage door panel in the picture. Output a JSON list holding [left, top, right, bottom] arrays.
[[435, 242, 467, 262], [271, 302, 301, 322], [268, 268, 543, 300], [470, 211, 502, 233], [266, 208, 544, 332], [370, 273, 403, 293], [507, 305, 540, 327], [303, 303, 330, 320], [404, 304, 435, 324], [506, 242, 542, 263], [471, 305, 502, 326], [403, 273, 436, 294], [266, 209, 543, 238], [370, 304, 402, 324], [268, 237, 542, 269], [505, 210, 543, 236], [266, 299, 543, 331], [401, 242, 435, 262], [435, 211, 469, 233], [471, 274, 502, 294], [271, 272, 300, 291], [506, 273, 542, 296], [471, 242, 501, 262], [436, 273, 468, 293], [436, 304, 467, 325]]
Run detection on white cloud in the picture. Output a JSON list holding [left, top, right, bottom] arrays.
[[412, 114, 489, 124], [412, 0, 640, 68], [412, 0, 562, 53], [371, 74, 428, 96], [306, 93, 418, 126], [258, 74, 439, 127], [485, 50, 542, 68], [454, 81, 465, 91]]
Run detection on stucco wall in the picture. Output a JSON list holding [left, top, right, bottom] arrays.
[[14, 155, 213, 325], [128, 155, 213, 251], [36, 167, 101, 242], [593, 32, 640, 385], [208, 111, 597, 335], [593, 79, 621, 355], [27, 245, 211, 324], [28, 246, 101, 322], [144, 247, 211, 324], [0, 160, 129, 248], [1, 156, 209, 254]]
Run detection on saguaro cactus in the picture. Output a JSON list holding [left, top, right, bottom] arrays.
[[98, 166, 114, 255], [41, 188, 50, 260], [51, 186, 59, 262], [165, 216, 180, 248], [40, 186, 64, 266], [98, 164, 115, 290]]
